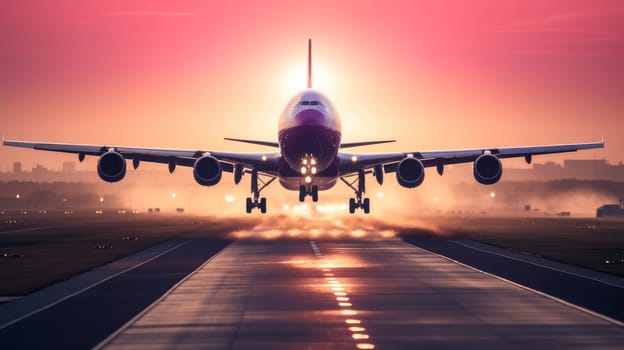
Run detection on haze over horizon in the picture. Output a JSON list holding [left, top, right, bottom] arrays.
[[1, 0, 623, 171]]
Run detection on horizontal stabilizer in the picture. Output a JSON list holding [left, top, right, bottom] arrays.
[[340, 140, 396, 148], [224, 138, 279, 148]]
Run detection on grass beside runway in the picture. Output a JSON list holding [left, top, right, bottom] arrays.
[[0, 213, 256, 296], [398, 216, 624, 277]]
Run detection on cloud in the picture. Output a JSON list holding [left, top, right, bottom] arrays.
[[494, 28, 618, 37], [508, 6, 624, 28], [511, 49, 622, 59], [104, 11, 198, 17]]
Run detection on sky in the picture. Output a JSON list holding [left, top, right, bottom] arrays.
[[1, 0, 623, 173]]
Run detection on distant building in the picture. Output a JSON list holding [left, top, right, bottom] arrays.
[[32, 164, 48, 175], [62, 161, 76, 173], [597, 200, 624, 217], [505, 159, 624, 182], [13, 162, 21, 174]]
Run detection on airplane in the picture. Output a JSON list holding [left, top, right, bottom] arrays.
[[3, 39, 604, 214]]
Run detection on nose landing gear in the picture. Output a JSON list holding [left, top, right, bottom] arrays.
[[299, 185, 319, 202]]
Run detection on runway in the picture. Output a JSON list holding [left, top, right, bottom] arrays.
[[1, 229, 623, 349], [95, 237, 624, 349], [0, 238, 231, 349]]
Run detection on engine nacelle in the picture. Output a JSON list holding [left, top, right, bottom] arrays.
[[97, 151, 127, 183], [193, 155, 222, 186], [396, 157, 425, 188], [473, 154, 503, 185]]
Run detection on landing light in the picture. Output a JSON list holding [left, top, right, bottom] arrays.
[[311, 159, 316, 165], [301, 166, 307, 174], [490, 192, 496, 198], [303, 159, 308, 165], [351, 155, 358, 162], [262, 155, 267, 161], [305, 176, 312, 183], [311, 166, 317, 174]]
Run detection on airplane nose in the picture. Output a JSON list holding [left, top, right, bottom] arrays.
[[294, 109, 328, 127]]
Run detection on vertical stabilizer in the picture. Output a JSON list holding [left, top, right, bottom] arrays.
[[307, 39, 312, 88]]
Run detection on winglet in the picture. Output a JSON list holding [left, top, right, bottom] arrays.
[[601, 136, 605, 145], [307, 38, 312, 89]]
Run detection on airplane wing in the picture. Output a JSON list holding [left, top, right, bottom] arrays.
[[2, 140, 280, 176], [338, 140, 605, 176]]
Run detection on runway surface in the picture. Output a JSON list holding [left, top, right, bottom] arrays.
[[0, 238, 231, 349], [404, 237, 624, 322], [94, 237, 624, 350]]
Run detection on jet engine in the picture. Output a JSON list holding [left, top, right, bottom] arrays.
[[396, 157, 425, 188], [193, 155, 222, 186], [473, 154, 502, 185], [97, 151, 127, 183]]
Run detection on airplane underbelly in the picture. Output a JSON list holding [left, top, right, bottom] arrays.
[[279, 125, 340, 171], [279, 176, 337, 191]]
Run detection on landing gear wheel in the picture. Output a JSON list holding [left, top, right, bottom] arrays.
[[246, 197, 253, 213], [341, 169, 371, 214], [349, 198, 356, 214], [299, 185, 306, 202], [246, 169, 276, 213], [311, 185, 318, 202]]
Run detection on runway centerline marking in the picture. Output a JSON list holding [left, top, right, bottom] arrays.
[[0, 240, 191, 331], [309, 240, 375, 350]]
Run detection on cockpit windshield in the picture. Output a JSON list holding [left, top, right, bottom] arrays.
[[299, 100, 325, 107]]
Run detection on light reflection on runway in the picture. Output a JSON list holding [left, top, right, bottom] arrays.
[[99, 233, 624, 349], [310, 240, 375, 349]]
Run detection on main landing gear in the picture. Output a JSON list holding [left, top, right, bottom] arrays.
[[340, 169, 370, 214], [246, 169, 276, 214], [299, 185, 319, 202]]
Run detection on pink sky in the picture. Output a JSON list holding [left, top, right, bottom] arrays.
[[1, 0, 623, 172]]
